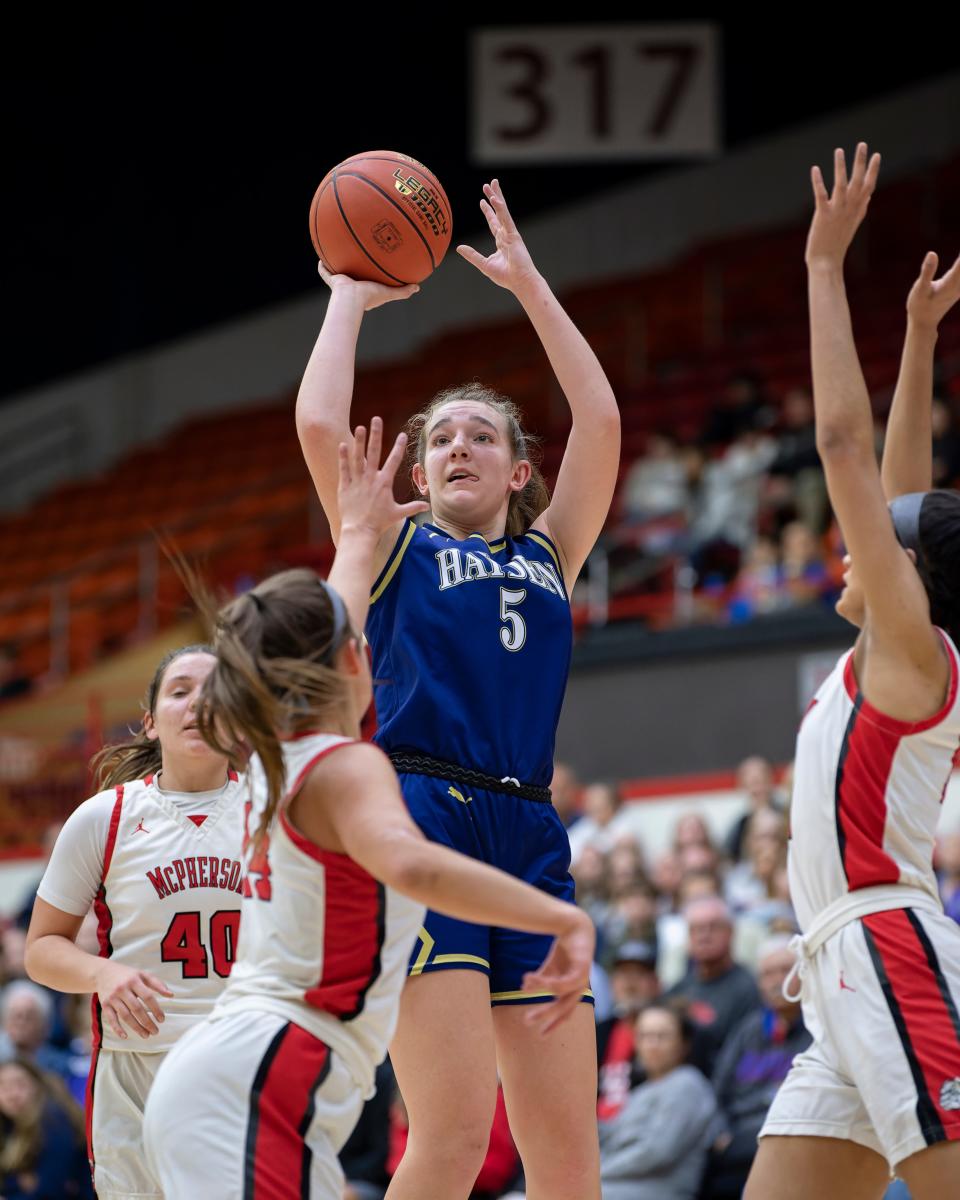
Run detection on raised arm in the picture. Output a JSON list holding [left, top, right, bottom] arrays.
[[806, 143, 942, 680], [327, 417, 427, 635], [295, 267, 418, 543], [881, 250, 960, 499], [458, 181, 620, 587]]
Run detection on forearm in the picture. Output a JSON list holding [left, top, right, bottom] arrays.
[[327, 527, 380, 637], [26, 934, 101, 994], [881, 318, 938, 497], [807, 263, 875, 457], [514, 274, 619, 428], [296, 291, 366, 435], [392, 837, 580, 937]]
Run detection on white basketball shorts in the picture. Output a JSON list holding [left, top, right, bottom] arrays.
[[761, 906, 960, 1167], [142, 1008, 364, 1199]]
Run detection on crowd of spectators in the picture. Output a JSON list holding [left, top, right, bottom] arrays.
[[3, 751, 956, 1197], [603, 375, 960, 629]]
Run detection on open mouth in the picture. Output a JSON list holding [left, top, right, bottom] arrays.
[[447, 471, 478, 484]]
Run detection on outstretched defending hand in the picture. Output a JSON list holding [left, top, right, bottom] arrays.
[[805, 142, 881, 268], [906, 250, 960, 331], [337, 416, 429, 540], [521, 908, 595, 1036], [457, 179, 541, 295], [317, 259, 419, 312]]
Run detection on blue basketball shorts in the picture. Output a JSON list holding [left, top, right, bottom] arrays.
[[397, 771, 592, 1007]]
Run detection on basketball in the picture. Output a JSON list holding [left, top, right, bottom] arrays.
[[309, 151, 452, 286]]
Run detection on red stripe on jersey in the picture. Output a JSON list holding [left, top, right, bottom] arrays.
[[246, 1024, 331, 1199], [91, 787, 123, 1056], [280, 810, 386, 1020], [188, 815, 207, 827], [229, 768, 239, 781], [863, 909, 960, 1140], [834, 696, 901, 890], [842, 635, 959, 736], [84, 1037, 100, 1178]]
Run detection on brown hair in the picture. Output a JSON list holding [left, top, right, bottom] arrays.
[[407, 382, 551, 538], [90, 644, 215, 791], [0, 1058, 85, 1174], [194, 569, 353, 849]]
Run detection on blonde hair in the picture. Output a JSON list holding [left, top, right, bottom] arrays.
[[407, 382, 550, 538], [194, 570, 353, 849]]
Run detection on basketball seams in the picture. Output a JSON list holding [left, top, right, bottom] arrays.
[[336, 170, 437, 269], [338, 154, 449, 209], [330, 175, 407, 287]]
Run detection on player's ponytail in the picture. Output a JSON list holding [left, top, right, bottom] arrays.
[[90, 644, 213, 790], [196, 569, 353, 848], [916, 490, 960, 647], [408, 383, 551, 537]]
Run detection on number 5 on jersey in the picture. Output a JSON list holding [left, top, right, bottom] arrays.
[[500, 587, 527, 651]]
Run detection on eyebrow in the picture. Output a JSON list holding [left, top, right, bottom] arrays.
[[164, 674, 198, 686], [428, 414, 499, 436]]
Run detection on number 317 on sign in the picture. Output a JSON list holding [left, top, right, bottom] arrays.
[[472, 24, 719, 163]]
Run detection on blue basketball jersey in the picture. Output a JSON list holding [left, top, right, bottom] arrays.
[[365, 520, 572, 787]]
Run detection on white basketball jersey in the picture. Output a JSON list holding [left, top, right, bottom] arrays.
[[216, 733, 425, 1095], [789, 632, 960, 931], [94, 772, 245, 1053]]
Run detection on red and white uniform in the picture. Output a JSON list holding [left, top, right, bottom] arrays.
[[762, 633, 960, 1166], [37, 771, 245, 1200], [143, 734, 426, 1200]]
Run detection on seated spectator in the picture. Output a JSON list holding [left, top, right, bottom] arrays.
[[567, 782, 627, 865], [599, 1001, 718, 1200], [341, 1058, 395, 1200], [779, 520, 832, 607], [657, 868, 721, 990], [702, 937, 811, 1198], [725, 808, 788, 916], [767, 386, 827, 533], [0, 1057, 92, 1199], [571, 844, 610, 940], [0, 983, 72, 1085], [938, 831, 960, 925], [550, 761, 582, 832], [666, 897, 761, 1075], [606, 837, 648, 897], [672, 812, 714, 856], [601, 882, 659, 965], [597, 942, 661, 1121], [727, 537, 781, 623], [723, 756, 782, 863]]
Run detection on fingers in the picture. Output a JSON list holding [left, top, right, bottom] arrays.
[[850, 141, 868, 186], [317, 259, 334, 286], [485, 179, 517, 232], [810, 165, 829, 206], [939, 249, 960, 291], [136, 985, 166, 1026], [524, 991, 582, 1036], [398, 500, 431, 519], [352, 425, 367, 480], [338, 441, 351, 488], [864, 150, 881, 194], [455, 244, 489, 272], [833, 147, 848, 197], [919, 250, 940, 285], [366, 416, 383, 471], [379, 430, 409, 481], [101, 1003, 127, 1040], [142, 972, 175, 998], [479, 197, 501, 237], [112, 994, 159, 1039]]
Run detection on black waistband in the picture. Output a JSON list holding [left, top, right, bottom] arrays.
[[388, 752, 552, 803]]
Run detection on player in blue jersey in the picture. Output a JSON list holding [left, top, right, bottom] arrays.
[[297, 179, 619, 1200]]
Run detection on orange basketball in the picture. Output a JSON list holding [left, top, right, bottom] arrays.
[[309, 151, 452, 286]]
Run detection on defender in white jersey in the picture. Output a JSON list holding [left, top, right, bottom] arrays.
[[744, 146, 960, 1200], [143, 420, 596, 1200], [25, 646, 245, 1200]]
